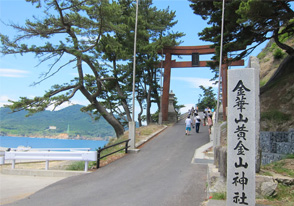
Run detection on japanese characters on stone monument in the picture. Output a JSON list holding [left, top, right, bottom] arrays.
[[227, 68, 257, 205]]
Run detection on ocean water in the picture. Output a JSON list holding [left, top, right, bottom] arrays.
[[0, 136, 108, 151]]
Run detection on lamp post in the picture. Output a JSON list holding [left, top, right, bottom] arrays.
[[129, 0, 139, 149]]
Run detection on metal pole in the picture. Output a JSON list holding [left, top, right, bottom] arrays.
[[159, 49, 164, 125], [132, 0, 138, 120], [129, 0, 139, 149], [216, 0, 225, 124]]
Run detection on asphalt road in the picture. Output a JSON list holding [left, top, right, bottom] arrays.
[[6, 118, 210, 206]]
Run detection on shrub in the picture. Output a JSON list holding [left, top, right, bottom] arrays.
[[257, 51, 267, 60], [273, 48, 285, 60], [66, 161, 95, 171]]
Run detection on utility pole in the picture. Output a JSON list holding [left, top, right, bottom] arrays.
[[129, 0, 139, 149]]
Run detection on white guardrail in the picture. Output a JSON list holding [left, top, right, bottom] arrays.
[[2, 149, 97, 172]]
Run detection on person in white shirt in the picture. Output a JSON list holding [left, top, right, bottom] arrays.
[[194, 113, 201, 133], [185, 116, 192, 135]]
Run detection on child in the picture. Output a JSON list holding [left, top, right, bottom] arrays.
[[185, 116, 192, 135]]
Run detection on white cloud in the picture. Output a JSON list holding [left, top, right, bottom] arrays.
[[172, 77, 217, 89], [46, 99, 88, 111], [0, 68, 30, 78], [180, 104, 195, 114], [0, 95, 12, 107]]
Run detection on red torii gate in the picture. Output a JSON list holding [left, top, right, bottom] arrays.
[[160, 45, 244, 122]]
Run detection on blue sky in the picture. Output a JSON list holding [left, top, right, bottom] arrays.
[[0, 0, 269, 117]]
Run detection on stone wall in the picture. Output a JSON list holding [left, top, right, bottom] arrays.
[[260, 131, 294, 165]]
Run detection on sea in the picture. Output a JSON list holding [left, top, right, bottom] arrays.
[[0, 136, 108, 151]]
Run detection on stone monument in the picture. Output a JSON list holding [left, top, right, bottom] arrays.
[[227, 67, 258, 205]]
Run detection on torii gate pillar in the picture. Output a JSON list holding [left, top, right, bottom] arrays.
[[162, 53, 171, 122]]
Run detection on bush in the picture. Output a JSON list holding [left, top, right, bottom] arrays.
[[257, 51, 267, 60], [66, 161, 96, 171], [273, 48, 285, 60]]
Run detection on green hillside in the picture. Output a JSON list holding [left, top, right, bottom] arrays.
[[0, 105, 115, 139]]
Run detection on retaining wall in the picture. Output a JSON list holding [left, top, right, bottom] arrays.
[[260, 131, 294, 165]]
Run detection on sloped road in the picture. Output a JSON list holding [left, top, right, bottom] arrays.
[[7, 118, 210, 206]]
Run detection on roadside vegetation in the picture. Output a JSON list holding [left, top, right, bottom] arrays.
[[210, 155, 294, 205], [260, 154, 294, 178], [256, 156, 294, 206]]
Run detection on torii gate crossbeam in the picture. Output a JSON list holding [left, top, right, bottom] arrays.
[[160, 45, 244, 122]]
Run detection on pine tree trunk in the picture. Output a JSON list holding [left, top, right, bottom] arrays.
[[93, 100, 125, 138]]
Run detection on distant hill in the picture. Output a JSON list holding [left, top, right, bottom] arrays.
[[0, 105, 115, 139]]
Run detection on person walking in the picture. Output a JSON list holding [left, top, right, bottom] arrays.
[[194, 113, 201, 133], [203, 110, 207, 126], [185, 115, 192, 135], [191, 112, 196, 129], [207, 113, 213, 134]]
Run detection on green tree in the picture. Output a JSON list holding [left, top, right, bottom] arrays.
[[189, 0, 294, 80], [0, 0, 182, 137], [135, 1, 183, 125], [197, 86, 216, 111], [1, 0, 127, 137]]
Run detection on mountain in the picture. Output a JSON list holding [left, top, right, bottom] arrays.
[[0, 105, 115, 139]]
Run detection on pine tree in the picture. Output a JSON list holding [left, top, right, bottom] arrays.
[[189, 0, 294, 80], [0, 0, 183, 137]]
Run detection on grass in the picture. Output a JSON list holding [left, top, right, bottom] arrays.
[[260, 78, 268, 87], [257, 156, 294, 205], [274, 184, 294, 202], [260, 110, 291, 123], [260, 184, 294, 205], [66, 161, 96, 171], [285, 154, 294, 159], [210, 188, 294, 204], [257, 51, 267, 60], [210, 192, 226, 200], [260, 170, 273, 177], [262, 155, 294, 178]]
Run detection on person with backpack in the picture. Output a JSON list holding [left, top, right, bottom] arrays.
[[194, 113, 201, 133]]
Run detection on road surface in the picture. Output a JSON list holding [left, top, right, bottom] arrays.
[[6, 118, 210, 206]]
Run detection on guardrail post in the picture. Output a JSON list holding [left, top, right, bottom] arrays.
[[12, 160, 15, 169], [85, 161, 89, 172], [125, 140, 129, 153], [97, 149, 101, 169], [45, 160, 49, 170]]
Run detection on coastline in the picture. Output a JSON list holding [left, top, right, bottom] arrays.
[[1, 134, 111, 141]]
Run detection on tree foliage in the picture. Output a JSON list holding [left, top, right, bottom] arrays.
[[0, 0, 183, 137], [189, 0, 294, 81], [197, 86, 216, 112]]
